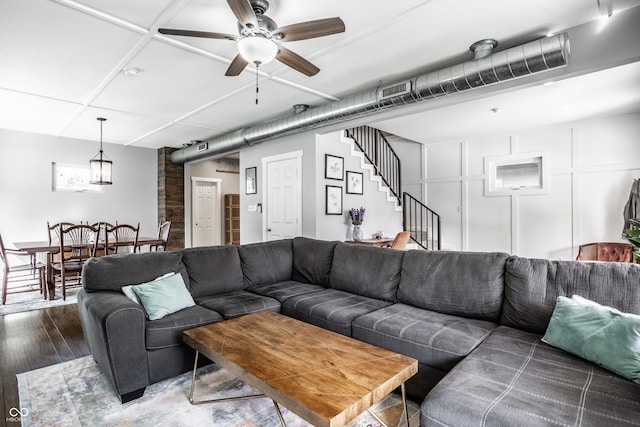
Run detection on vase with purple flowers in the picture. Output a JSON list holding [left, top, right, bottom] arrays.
[[349, 207, 365, 241]]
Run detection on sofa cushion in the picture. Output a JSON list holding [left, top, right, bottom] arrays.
[[543, 295, 640, 384], [247, 280, 326, 303], [195, 290, 280, 319], [238, 240, 293, 287], [83, 250, 187, 293], [182, 245, 244, 297], [292, 237, 338, 286], [421, 326, 640, 427], [131, 272, 195, 321], [282, 289, 392, 336], [352, 303, 496, 371], [502, 256, 640, 334], [145, 305, 223, 350], [398, 251, 508, 322], [329, 243, 404, 302]]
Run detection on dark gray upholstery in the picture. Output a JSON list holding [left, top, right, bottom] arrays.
[[196, 290, 280, 319], [247, 280, 326, 302], [329, 242, 404, 302], [352, 303, 496, 371], [82, 250, 187, 292], [182, 245, 244, 297], [292, 237, 338, 286], [282, 289, 392, 336], [145, 305, 223, 350], [398, 251, 508, 322], [238, 240, 293, 287], [502, 256, 640, 334], [78, 238, 640, 420], [422, 326, 640, 427]]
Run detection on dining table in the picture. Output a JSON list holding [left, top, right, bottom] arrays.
[[13, 236, 164, 300]]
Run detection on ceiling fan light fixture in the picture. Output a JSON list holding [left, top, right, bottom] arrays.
[[237, 35, 278, 65]]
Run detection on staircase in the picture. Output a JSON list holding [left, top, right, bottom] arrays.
[[344, 126, 441, 250]]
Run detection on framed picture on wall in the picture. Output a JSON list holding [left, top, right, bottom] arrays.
[[346, 171, 363, 194], [325, 154, 344, 180], [245, 166, 257, 194], [325, 185, 342, 215]]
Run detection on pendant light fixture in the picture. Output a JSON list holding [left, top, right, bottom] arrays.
[[89, 117, 113, 185]]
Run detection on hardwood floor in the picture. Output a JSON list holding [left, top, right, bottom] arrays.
[[0, 304, 90, 427]]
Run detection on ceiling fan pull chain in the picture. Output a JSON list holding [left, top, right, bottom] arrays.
[[255, 62, 260, 105]]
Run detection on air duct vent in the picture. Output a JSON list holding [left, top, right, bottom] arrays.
[[379, 81, 412, 100], [196, 142, 208, 152]]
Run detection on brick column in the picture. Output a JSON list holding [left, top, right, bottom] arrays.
[[158, 147, 184, 250]]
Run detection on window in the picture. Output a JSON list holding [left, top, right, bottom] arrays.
[[52, 162, 104, 192], [485, 152, 549, 196]]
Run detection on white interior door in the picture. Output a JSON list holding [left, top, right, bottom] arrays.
[[263, 152, 302, 241], [191, 178, 221, 247]]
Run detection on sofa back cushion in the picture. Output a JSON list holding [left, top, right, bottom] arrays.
[[238, 239, 293, 287], [292, 237, 338, 286], [397, 251, 508, 322], [82, 250, 187, 292], [329, 243, 404, 302], [182, 246, 244, 297], [501, 256, 640, 334]]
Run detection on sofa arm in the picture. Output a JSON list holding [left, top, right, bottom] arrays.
[[77, 289, 149, 402]]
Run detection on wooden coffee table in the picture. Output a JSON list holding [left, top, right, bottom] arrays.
[[183, 310, 418, 427]]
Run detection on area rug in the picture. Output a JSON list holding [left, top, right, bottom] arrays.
[[17, 356, 420, 427], [0, 287, 80, 316]]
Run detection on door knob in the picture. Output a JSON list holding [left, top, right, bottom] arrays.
[[267, 228, 272, 232]]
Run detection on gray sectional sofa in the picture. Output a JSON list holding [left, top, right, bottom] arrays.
[[77, 237, 640, 426]]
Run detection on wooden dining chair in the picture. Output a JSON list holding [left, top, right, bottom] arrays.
[[1, 232, 47, 305], [150, 221, 171, 251], [389, 231, 411, 250], [105, 223, 140, 254], [51, 223, 99, 300]]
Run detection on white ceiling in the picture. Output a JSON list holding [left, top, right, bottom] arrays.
[[1, 0, 639, 151]]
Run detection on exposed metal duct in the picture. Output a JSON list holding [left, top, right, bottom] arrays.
[[171, 32, 569, 164]]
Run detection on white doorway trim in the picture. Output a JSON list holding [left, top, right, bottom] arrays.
[[261, 150, 303, 241], [190, 177, 222, 247]]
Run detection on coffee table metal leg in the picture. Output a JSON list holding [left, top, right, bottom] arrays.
[[367, 383, 410, 427], [188, 350, 287, 426]]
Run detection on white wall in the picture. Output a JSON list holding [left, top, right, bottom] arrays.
[[423, 113, 640, 259], [0, 128, 158, 246], [315, 132, 403, 242]]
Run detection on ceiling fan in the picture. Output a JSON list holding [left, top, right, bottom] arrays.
[[158, 0, 345, 77]]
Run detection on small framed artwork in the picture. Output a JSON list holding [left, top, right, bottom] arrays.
[[245, 166, 257, 194], [325, 185, 342, 215], [346, 171, 363, 194], [325, 154, 344, 180]]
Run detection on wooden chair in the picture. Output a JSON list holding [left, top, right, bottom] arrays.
[[91, 222, 116, 256], [576, 242, 633, 262], [1, 232, 47, 305], [389, 231, 411, 250], [51, 224, 99, 300], [150, 221, 171, 251], [105, 223, 140, 254]]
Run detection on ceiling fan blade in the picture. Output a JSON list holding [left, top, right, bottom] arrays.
[[227, 0, 258, 29], [273, 17, 345, 42], [225, 54, 249, 76], [158, 28, 237, 41], [276, 47, 320, 77]]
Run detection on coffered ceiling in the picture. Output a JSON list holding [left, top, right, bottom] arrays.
[[1, 0, 638, 151]]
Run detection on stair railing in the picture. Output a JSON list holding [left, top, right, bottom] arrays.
[[403, 192, 441, 250], [345, 126, 402, 204]]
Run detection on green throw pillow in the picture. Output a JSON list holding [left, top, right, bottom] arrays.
[[542, 295, 640, 384], [131, 272, 195, 321]]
